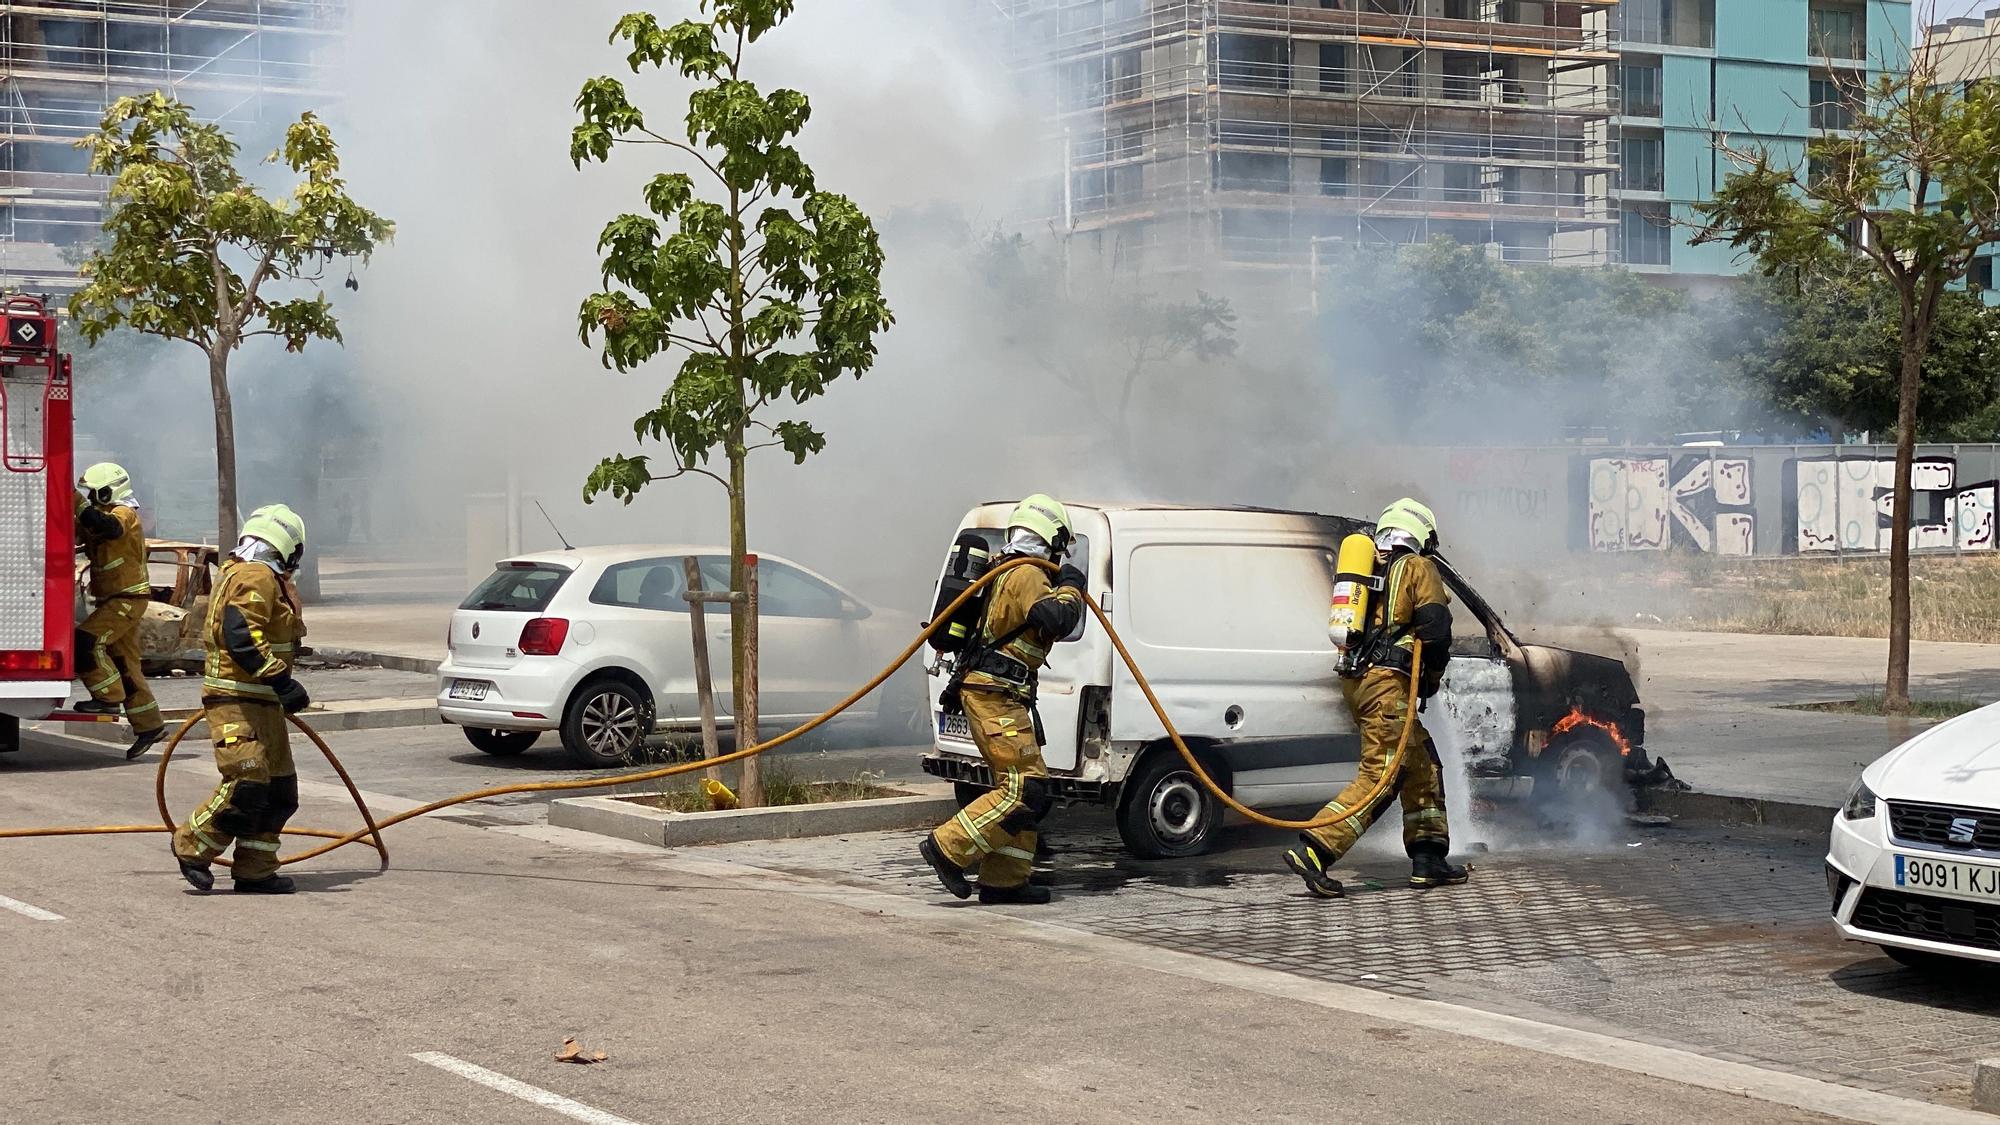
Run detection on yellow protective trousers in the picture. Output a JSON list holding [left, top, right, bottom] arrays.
[[932, 688, 1048, 890], [76, 596, 162, 734], [172, 699, 298, 881], [1303, 667, 1451, 862]]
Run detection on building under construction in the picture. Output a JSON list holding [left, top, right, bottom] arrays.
[[999, 0, 1621, 284], [0, 1, 345, 294]]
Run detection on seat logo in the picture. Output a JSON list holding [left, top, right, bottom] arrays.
[[1949, 817, 1980, 844]]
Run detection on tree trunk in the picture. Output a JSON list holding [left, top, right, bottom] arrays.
[[1884, 297, 1933, 714], [208, 349, 239, 547], [727, 421, 761, 807]]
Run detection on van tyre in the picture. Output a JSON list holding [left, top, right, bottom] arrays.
[[463, 727, 539, 757], [561, 680, 654, 768], [1117, 749, 1222, 859], [1533, 727, 1624, 811]]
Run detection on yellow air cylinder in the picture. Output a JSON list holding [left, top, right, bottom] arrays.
[[1328, 532, 1379, 676]]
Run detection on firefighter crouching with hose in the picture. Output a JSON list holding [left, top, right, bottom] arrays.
[[71, 462, 169, 760], [920, 495, 1087, 906], [172, 505, 314, 895], [1283, 498, 1469, 899]]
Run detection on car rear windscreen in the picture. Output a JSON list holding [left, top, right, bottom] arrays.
[[460, 563, 571, 612]]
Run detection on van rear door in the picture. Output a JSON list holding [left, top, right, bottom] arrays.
[[1106, 511, 1354, 765]]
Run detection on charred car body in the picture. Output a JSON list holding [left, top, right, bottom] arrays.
[[923, 504, 1665, 858]]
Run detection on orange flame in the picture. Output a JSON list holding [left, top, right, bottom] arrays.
[[1550, 704, 1633, 757]]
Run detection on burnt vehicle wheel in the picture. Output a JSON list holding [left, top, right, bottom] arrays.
[[463, 727, 539, 757], [1117, 748, 1221, 859], [954, 781, 987, 808], [1534, 727, 1626, 807], [561, 679, 655, 768]]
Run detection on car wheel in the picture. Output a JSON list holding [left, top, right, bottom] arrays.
[[875, 681, 932, 746], [1533, 727, 1625, 809], [1117, 747, 1222, 859], [463, 727, 538, 757], [1881, 945, 1972, 975], [561, 680, 654, 768], [954, 781, 987, 809]]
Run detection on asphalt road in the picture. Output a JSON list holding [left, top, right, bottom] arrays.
[[0, 729, 1912, 1125]]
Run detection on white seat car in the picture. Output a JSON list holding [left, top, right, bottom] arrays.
[[436, 546, 922, 767], [1829, 702, 2000, 971]]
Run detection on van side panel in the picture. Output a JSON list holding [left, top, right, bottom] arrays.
[[1107, 513, 1354, 751]]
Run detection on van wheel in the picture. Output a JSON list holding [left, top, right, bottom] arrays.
[[1532, 727, 1624, 810], [463, 727, 538, 757], [561, 680, 654, 768], [1117, 749, 1221, 859]]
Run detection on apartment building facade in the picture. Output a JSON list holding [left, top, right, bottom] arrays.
[[0, 1, 346, 295], [999, 0, 1911, 281], [1926, 6, 2000, 297]]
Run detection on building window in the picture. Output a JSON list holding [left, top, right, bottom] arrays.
[[1974, 255, 1995, 293], [1808, 3, 1866, 62], [1811, 74, 1857, 131], [1621, 134, 1665, 192], [1217, 151, 1289, 192], [1321, 157, 1351, 197], [1620, 58, 1663, 118], [1319, 43, 1351, 93], [1619, 0, 1714, 50], [1622, 206, 1673, 265], [1218, 34, 1289, 92], [1442, 53, 1483, 102]]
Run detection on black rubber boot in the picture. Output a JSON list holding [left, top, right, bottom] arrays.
[[125, 727, 167, 760], [1282, 834, 1345, 899], [1034, 836, 1055, 863], [1409, 841, 1470, 888], [918, 835, 972, 900], [72, 700, 119, 715], [232, 874, 296, 895], [176, 857, 214, 892], [977, 882, 1052, 906]]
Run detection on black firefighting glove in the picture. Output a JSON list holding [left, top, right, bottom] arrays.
[[268, 674, 311, 715], [1054, 563, 1088, 596]]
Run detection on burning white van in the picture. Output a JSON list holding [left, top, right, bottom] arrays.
[[923, 503, 1660, 858]]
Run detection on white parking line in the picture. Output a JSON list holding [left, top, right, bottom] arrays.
[[0, 894, 63, 922], [411, 1052, 641, 1125]]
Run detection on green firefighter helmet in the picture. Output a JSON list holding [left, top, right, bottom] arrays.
[[1007, 493, 1072, 549], [1374, 497, 1439, 555], [242, 503, 308, 571], [78, 462, 134, 507]]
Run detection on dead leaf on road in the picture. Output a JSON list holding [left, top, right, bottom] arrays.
[[555, 1035, 608, 1065]]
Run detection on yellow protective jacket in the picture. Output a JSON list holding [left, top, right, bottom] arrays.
[[202, 559, 302, 702], [1360, 551, 1454, 695], [961, 562, 1084, 699], [75, 502, 150, 601]]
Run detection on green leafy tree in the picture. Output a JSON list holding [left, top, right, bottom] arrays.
[[572, 3, 892, 803], [69, 92, 393, 546], [1692, 44, 2000, 710]]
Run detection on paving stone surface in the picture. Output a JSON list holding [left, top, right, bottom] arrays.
[[693, 809, 2000, 1108]]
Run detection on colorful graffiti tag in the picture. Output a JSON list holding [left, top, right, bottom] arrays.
[[1583, 455, 1754, 554]]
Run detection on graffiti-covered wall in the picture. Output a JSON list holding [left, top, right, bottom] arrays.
[[1408, 444, 2000, 559]]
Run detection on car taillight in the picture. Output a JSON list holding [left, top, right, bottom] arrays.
[[0, 650, 63, 674], [518, 617, 569, 656]]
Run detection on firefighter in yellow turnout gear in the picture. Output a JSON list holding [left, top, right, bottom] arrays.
[[1284, 499, 1469, 898], [72, 463, 167, 759], [172, 505, 313, 894], [921, 495, 1086, 906]]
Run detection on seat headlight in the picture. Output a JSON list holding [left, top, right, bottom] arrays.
[[1842, 777, 1879, 821]]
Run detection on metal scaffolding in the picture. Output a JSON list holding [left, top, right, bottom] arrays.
[[998, 0, 1621, 286], [0, 1, 346, 293]]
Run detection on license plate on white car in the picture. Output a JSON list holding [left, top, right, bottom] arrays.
[[937, 712, 971, 740], [449, 680, 491, 702], [1895, 854, 2000, 902]]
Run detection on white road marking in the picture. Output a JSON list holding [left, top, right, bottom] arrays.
[[411, 1052, 642, 1125], [0, 893, 64, 921]]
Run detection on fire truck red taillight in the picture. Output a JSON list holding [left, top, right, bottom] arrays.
[[0, 651, 63, 674]]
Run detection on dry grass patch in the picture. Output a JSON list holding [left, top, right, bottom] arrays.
[[622, 761, 902, 813]]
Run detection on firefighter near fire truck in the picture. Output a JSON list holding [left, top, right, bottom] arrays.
[[1284, 498, 1469, 899], [72, 461, 167, 759], [919, 494, 1088, 906], [172, 504, 312, 895]]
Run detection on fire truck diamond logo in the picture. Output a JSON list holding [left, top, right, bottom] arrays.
[[1950, 817, 1980, 844], [9, 320, 39, 346]]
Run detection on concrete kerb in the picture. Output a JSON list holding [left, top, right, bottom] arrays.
[[1644, 789, 1837, 832], [549, 792, 959, 848], [60, 697, 438, 745], [311, 647, 442, 676]]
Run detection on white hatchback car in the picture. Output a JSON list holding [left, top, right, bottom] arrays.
[[436, 546, 923, 767], [1829, 701, 2000, 972]]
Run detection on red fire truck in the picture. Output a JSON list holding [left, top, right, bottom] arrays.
[[0, 295, 75, 754]]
